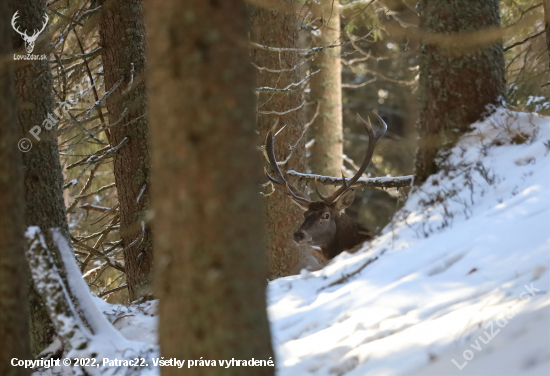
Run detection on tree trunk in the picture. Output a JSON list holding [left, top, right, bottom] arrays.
[[251, 4, 309, 278], [309, 0, 343, 178], [0, 1, 31, 372], [544, 0, 550, 68], [415, 0, 505, 184], [98, 0, 153, 301], [147, 1, 274, 375], [12, 0, 70, 356]]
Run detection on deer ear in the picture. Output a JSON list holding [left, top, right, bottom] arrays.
[[289, 197, 310, 211], [334, 189, 355, 212]]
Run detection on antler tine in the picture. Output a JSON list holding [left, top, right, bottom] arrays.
[[31, 14, 49, 38], [264, 127, 312, 204], [285, 183, 310, 203], [11, 11, 26, 37], [320, 112, 387, 205], [264, 127, 286, 185], [314, 176, 330, 202]]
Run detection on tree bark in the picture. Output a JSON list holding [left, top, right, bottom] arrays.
[[309, 0, 344, 178], [251, 4, 309, 278], [147, 1, 274, 375], [12, 0, 70, 356], [544, 0, 550, 68], [415, 0, 505, 184], [98, 0, 153, 301], [0, 1, 31, 372]]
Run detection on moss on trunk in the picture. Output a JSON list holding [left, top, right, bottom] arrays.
[[415, 0, 505, 184]]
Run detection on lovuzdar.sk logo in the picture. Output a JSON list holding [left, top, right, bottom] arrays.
[[12, 10, 48, 60]]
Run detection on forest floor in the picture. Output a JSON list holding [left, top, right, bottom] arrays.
[[36, 109, 550, 375]]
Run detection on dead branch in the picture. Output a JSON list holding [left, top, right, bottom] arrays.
[[504, 30, 544, 52], [317, 256, 378, 292], [98, 284, 128, 298], [76, 183, 116, 200], [286, 170, 415, 189], [79, 203, 112, 213], [258, 99, 306, 115]]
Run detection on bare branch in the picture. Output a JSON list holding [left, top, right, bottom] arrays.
[[252, 56, 314, 73], [76, 183, 116, 200], [258, 99, 306, 115], [504, 30, 544, 52], [98, 284, 128, 298], [342, 78, 377, 89], [286, 170, 415, 189]]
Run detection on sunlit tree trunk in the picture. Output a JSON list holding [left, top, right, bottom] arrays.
[[98, 0, 153, 301], [0, 1, 31, 372], [12, 0, 70, 356], [309, 0, 343, 178], [415, 0, 505, 184], [251, 3, 309, 277], [147, 1, 274, 375]]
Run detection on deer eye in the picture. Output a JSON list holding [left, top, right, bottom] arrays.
[[322, 213, 330, 220]]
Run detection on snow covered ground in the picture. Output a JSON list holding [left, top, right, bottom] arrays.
[[267, 109, 550, 376], [33, 109, 550, 376]]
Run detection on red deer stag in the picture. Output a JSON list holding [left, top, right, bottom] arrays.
[[265, 112, 387, 263]]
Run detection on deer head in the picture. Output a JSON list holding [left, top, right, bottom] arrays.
[[265, 112, 387, 260], [12, 11, 49, 54]]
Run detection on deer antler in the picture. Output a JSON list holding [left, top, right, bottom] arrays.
[[264, 122, 312, 207], [11, 12, 48, 40], [11, 11, 27, 38], [30, 13, 49, 39], [315, 112, 387, 205]]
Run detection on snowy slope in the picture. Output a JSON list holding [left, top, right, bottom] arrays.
[[33, 109, 549, 376], [267, 109, 550, 376]]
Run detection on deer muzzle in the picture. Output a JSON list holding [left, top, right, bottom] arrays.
[[293, 230, 312, 244]]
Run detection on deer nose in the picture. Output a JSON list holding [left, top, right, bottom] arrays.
[[293, 230, 310, 244]]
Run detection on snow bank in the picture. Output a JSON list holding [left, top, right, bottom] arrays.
[[32, 109, 549, 376], [267, 109, 550, 376]]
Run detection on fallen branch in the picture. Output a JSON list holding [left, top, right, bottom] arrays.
[[98, 284, 128, 298], [25, 227, 91, 353], [52, 229, 127, 338], [286, 170, 415, 189], [26, 228, 154, 374], [317, 256, 378, 292]]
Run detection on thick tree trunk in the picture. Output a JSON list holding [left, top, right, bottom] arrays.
[[251, 4, 309, 278], [12, 0, 70, 356], [98, 0, 153, 301], [309, 0, 344, 178], [147, 1, 274, 375], [415, 0, 505, 184], [0, 2, 31, 373]]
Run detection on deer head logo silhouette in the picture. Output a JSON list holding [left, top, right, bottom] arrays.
[[12, 11, 49, 54]]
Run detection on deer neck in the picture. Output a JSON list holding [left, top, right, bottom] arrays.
[[321, 213, 372, 260]]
